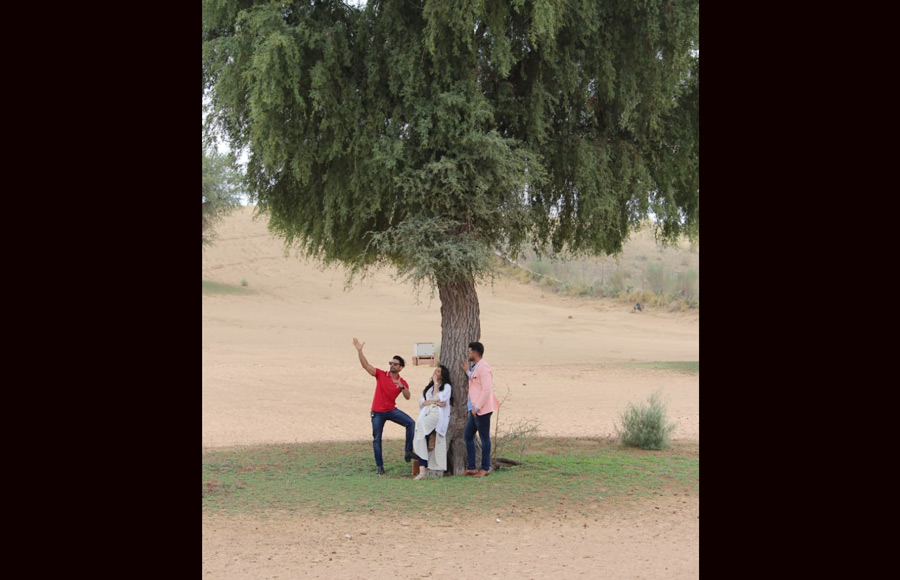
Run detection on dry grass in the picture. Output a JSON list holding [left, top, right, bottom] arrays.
[[500, 224, 699, 308]]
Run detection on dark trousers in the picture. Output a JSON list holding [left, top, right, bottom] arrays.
[[464, 411, 493, 471], [371, 408, 415, 467]]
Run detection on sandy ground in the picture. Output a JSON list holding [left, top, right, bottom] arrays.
[[202, 207, 700, 579]]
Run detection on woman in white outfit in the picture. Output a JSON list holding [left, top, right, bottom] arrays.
[[412, 364, 452, 480]]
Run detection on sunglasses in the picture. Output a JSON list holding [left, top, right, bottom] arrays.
[[388, 361, 401, 366]]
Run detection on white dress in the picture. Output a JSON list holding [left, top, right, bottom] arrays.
[[412, 384, 451, 471]]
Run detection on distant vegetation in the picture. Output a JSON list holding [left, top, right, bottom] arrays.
[[202, 144, 244, 249], [632, 361, 699, 374], [202, 280, 256, 295], [497, 225, 699, 311]]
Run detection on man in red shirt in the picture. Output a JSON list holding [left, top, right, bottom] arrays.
[[353, 337, 416, 475]]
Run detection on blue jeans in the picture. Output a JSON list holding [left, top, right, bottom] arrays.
[[464, 411, 493, 471], [371, 408, 415, 468]]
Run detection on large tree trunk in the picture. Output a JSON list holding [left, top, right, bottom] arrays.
[[438, 277, 480, 475]]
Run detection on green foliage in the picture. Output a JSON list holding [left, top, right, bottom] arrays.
[[202, 437, 698, 516], [616, 390, 677, 450], [240, 277, 249, 287], [202, 144, 244, 248], [202, 0, 699, 287]]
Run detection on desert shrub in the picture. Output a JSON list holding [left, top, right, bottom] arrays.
[[513, 268, 532, 284], [569, 282, 594, 296], [488, 417, 541, 464], [673, 268, 698, 299], [615, 390, 676, 450], [668, 298, 698, 312], [608, 268, 630, 294], [241, 278, 249, 287], [480, 388, 541, 466], [628, 290, 656, 305], [644, 262, 666, 295]]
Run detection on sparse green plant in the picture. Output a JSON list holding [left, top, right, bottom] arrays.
[[240, 278, 249, 287], [615, 390, 676, 450]]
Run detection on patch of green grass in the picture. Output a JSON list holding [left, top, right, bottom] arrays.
[[202, 438, 698, 517], [631, 361, 699, 374], [202, 280, 257, 295]]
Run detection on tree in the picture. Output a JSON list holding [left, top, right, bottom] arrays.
[[202, 0, 699, 473], [202, 144, 243, 248]]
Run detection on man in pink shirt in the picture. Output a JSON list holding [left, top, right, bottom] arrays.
[[461, 341, 500, 477], [353, 337, 416, 476]]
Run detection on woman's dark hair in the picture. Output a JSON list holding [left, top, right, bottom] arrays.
[[423, 364, 453, 404]]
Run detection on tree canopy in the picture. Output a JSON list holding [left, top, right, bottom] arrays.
[[203, 0, 698, 284]]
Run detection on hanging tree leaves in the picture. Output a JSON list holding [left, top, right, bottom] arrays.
[[203, 0, 699, 473]]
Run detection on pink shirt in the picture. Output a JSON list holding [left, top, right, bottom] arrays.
[[467, 359, 499, 415]]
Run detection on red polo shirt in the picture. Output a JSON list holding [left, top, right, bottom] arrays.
[[371, 368, 409, 412]]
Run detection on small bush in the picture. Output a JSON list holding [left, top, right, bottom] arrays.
[[489, 417, 541, 464], [240, 278, 249, 287], [615, 390, 676, 450], [608, 269, 630, 294]]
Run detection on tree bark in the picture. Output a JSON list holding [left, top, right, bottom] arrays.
[[438, 277, 480, 475]]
